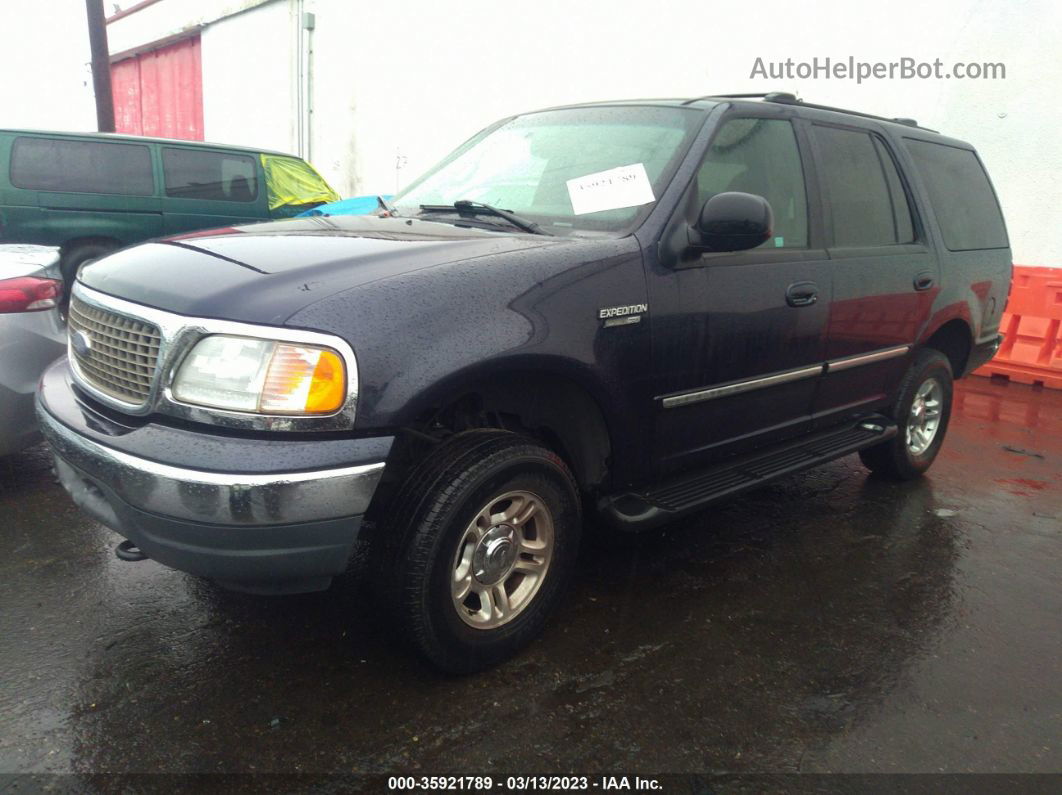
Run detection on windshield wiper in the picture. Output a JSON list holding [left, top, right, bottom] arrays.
[[377, 195, 398, 216], [418, 200, 552, 236]]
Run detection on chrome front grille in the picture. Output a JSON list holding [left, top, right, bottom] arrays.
[[68, 296, 162, 405]]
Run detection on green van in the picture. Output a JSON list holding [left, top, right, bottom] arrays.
[[0, 130, 340, 284]]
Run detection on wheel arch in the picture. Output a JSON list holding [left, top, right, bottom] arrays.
[[919, 318, 974, 377], [59, 236, 123, 280], [392, 360, 617, 494], [60, 235, 123, 260]]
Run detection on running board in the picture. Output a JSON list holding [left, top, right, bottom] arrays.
[[598, 417, 897, 532]]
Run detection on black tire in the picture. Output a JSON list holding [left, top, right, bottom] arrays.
[[61, 242, 113, 294], [377, 429, 581, 673], [859, 348, 954, 480]]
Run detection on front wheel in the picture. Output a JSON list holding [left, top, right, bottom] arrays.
[[378, 430, 581, 673], [859, 348, 954, 480]]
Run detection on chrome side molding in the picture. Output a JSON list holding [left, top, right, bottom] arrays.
[[661, 364, 823, 409], [825, 345, 910, 373], [660, 345, 911, 409]]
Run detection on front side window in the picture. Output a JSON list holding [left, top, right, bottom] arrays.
[[695, 118, 809, 248], [393, 106, 706, 236], [905, 139, 1007, 251], [814, 126, 914, 247], [11, 137, 153, 195], [163, 148, 258, 202]]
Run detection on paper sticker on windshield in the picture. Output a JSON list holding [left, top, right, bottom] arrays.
[[566, 163, 655, 216]]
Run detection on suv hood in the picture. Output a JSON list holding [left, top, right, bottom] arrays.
[[79, 215, 563, 324]]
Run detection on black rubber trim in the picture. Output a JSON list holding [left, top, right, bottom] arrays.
[[599, 416, 897, 531]]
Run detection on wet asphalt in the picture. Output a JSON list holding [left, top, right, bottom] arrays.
[[0, 377, 1059, 779]]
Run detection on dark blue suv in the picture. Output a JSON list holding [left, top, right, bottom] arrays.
[[37, 93, 1010, 671]]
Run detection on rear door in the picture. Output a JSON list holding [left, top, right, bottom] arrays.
[[902, 138, 1011, 364], [160, 146, 269, 235], [809, 123, 938, 424], [650, 114, 831, 476]]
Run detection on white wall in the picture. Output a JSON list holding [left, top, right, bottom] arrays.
[[0, 0, 96, 131], [200, 0, 299, 156], [304, 0, 1062, 267], [4, 0, 1059, 265], [107, 0, 273, 57]]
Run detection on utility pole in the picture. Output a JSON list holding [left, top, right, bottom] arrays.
[[85, 0, 115, 132]]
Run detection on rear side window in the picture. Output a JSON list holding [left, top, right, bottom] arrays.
[[905, 140, 1007, 250], [813, 126, 914, 247], [162, 148, 258, 202], [10, 136, 154, 195], [696, 118, 808, 248]]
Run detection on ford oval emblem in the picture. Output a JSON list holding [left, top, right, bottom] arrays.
[[71, 330, 92, 357]]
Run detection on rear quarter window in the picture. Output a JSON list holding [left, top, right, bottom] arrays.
[[904, 139, 1008, 251], [162, 148, 259, 202], [10, 137, 154, 195]]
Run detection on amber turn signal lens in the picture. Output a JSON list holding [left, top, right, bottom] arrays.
[[305, 350, 346, 413], [260, 344, 346, 414]]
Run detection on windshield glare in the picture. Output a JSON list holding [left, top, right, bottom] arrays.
[[393, 106, 705, 236]]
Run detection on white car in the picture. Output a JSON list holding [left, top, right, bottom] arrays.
[[0, 244, 66, 456]]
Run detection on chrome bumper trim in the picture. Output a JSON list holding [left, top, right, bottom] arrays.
[[37, 404, 385, 526]]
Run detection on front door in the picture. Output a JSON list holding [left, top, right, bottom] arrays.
[[649, 115, 831, 476]]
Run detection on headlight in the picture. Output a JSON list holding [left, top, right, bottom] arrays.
[[172, 335, 347, 415]]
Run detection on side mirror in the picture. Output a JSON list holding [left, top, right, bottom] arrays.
[[692, 191, 773, 252]]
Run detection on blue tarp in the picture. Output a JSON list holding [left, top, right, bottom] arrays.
[[296, 195, 392, 217]]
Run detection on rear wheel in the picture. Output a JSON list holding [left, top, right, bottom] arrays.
[[377, 430, 581, 673], [859, 348, 953, 480]]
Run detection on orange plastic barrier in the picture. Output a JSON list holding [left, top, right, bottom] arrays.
[[972, 265, 1062, 389]]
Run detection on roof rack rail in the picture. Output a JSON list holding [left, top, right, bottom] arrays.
[[764, 96, 937, 130], [682, 91, 804, 106], [682, 92, 937, 131], [680, 93, 772, 105]]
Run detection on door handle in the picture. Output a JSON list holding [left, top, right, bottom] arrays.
[[786, 281, 819, 307], [914, 272, 935, 291]]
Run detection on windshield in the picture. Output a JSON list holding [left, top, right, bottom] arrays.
[[393, 105, 705, 237]]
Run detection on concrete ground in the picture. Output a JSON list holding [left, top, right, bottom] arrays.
[[0, 378, 1059, 780]]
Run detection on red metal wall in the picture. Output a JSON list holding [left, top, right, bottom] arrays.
[[112, 35, 204, 141]]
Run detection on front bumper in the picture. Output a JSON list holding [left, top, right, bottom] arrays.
[[37, 358, 392, 593]]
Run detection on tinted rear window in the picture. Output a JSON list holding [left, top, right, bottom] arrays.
[[904, 139, 1007, 251], [162, 148, 258, 202], [813, 126, 914, 247], [10, 136, 154, 195]]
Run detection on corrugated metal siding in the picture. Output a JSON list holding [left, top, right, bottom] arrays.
[[111, 36, 203, 141]]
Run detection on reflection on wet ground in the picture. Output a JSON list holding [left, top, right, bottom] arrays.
[[1, 378, 1059, 775]]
